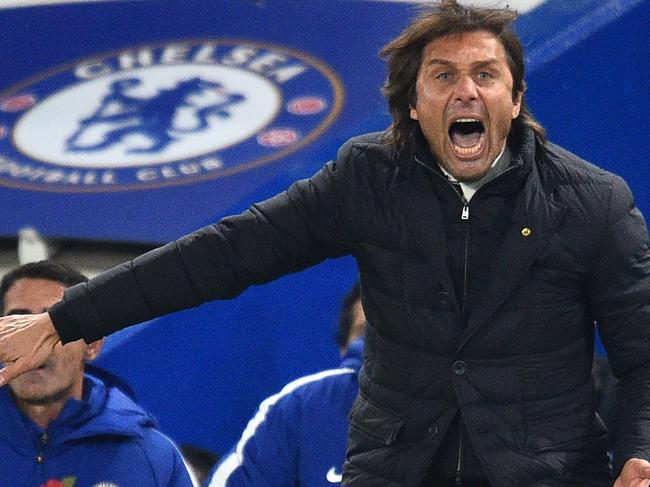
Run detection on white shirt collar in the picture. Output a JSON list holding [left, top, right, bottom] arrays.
[[437, 143, 508, 202]]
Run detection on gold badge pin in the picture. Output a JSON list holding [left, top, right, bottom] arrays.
[[521, 227, 532, 237]]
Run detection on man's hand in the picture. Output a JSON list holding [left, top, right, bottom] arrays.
[[614, 458, 650, 487], [0, 312, 60, 386]]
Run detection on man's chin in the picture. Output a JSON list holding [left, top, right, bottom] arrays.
[[445, 158, 492, 182], [14, 391, 68, 405], [11, 383, 71, 406]]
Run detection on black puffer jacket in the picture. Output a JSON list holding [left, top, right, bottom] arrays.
[[50, 127, 650, 487]]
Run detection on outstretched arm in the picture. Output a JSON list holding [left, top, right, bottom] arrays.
[[0, 312, 60, 385], [0, 140, 357, 383]]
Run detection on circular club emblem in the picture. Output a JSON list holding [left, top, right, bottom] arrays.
[[0, 40, 344, 191]]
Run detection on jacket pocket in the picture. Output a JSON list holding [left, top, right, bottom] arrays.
[[526, 407, 592, 453], [348, 391, 405, 447]]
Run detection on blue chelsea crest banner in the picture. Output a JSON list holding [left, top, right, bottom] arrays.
[[0, 0, 413, 243]]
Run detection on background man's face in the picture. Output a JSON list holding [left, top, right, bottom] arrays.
[[347, 298, 366, 345], [340, 297, 366, 356], [4, 278, 87, 405], [409, 31, 522, 182]]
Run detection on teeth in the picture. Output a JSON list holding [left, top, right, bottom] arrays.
[[455, 145, 481, 155], [455, 118, 479, 123], [452, 133, 485, 156]]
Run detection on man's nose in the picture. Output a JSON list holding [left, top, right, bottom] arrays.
[[454, 75, 479, 102]]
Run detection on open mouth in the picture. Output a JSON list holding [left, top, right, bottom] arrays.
[[448, 118, 485, 157]]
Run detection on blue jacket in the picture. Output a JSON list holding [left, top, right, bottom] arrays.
[[205, 339, 363, 487], [0, 373, 194, 487]]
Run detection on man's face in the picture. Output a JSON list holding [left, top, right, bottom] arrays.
[[409, 31, 523, 182], [4, 278, 88, 405], [339, 297, 366, 356]]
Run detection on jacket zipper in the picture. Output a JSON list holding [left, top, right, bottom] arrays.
[[414, 156, 516, 484], [428, 169, 470, 484], [36, 432, 47, 480], [457, 196, 469, 485], [460, 198, 470, 317], [461, 203, 469, 220], [455, 432, 464, 485]]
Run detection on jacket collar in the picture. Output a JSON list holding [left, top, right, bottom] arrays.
[[0, 373, 154, 452], [409, 125, 533, 191]]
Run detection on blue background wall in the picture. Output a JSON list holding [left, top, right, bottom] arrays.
[[0, 0, 647, 456]]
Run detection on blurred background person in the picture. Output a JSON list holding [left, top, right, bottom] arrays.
[[206, 283, 364, 487], [0, 261, 193, 487]]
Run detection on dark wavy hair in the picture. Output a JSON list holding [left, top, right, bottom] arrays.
[[0, 260, 87, 314], [380, 0, 546, 153]]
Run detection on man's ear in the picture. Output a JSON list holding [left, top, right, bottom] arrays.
[[511, 90, 523, 119], [511, 81, 525, 119], [84, 338, 104, 361]]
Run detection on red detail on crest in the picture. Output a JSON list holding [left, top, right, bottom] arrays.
[[0, 125, 6, 139], [1, 94, 36, 112], [257, 129, 299, 148], [40, 480, 66, 487], [287, 97, 327, 115]]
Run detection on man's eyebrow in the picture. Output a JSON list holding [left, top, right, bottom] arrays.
[[425, 57, 501, 69], [426, 58, 455, 68], [472, 58, 501, 69]]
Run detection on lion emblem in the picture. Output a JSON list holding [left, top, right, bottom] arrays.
[[65, 76, 245, 154]]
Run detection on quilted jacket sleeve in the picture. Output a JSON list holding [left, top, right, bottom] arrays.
[[49, 142, 355, 344], [587, 175, 650, 476]]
